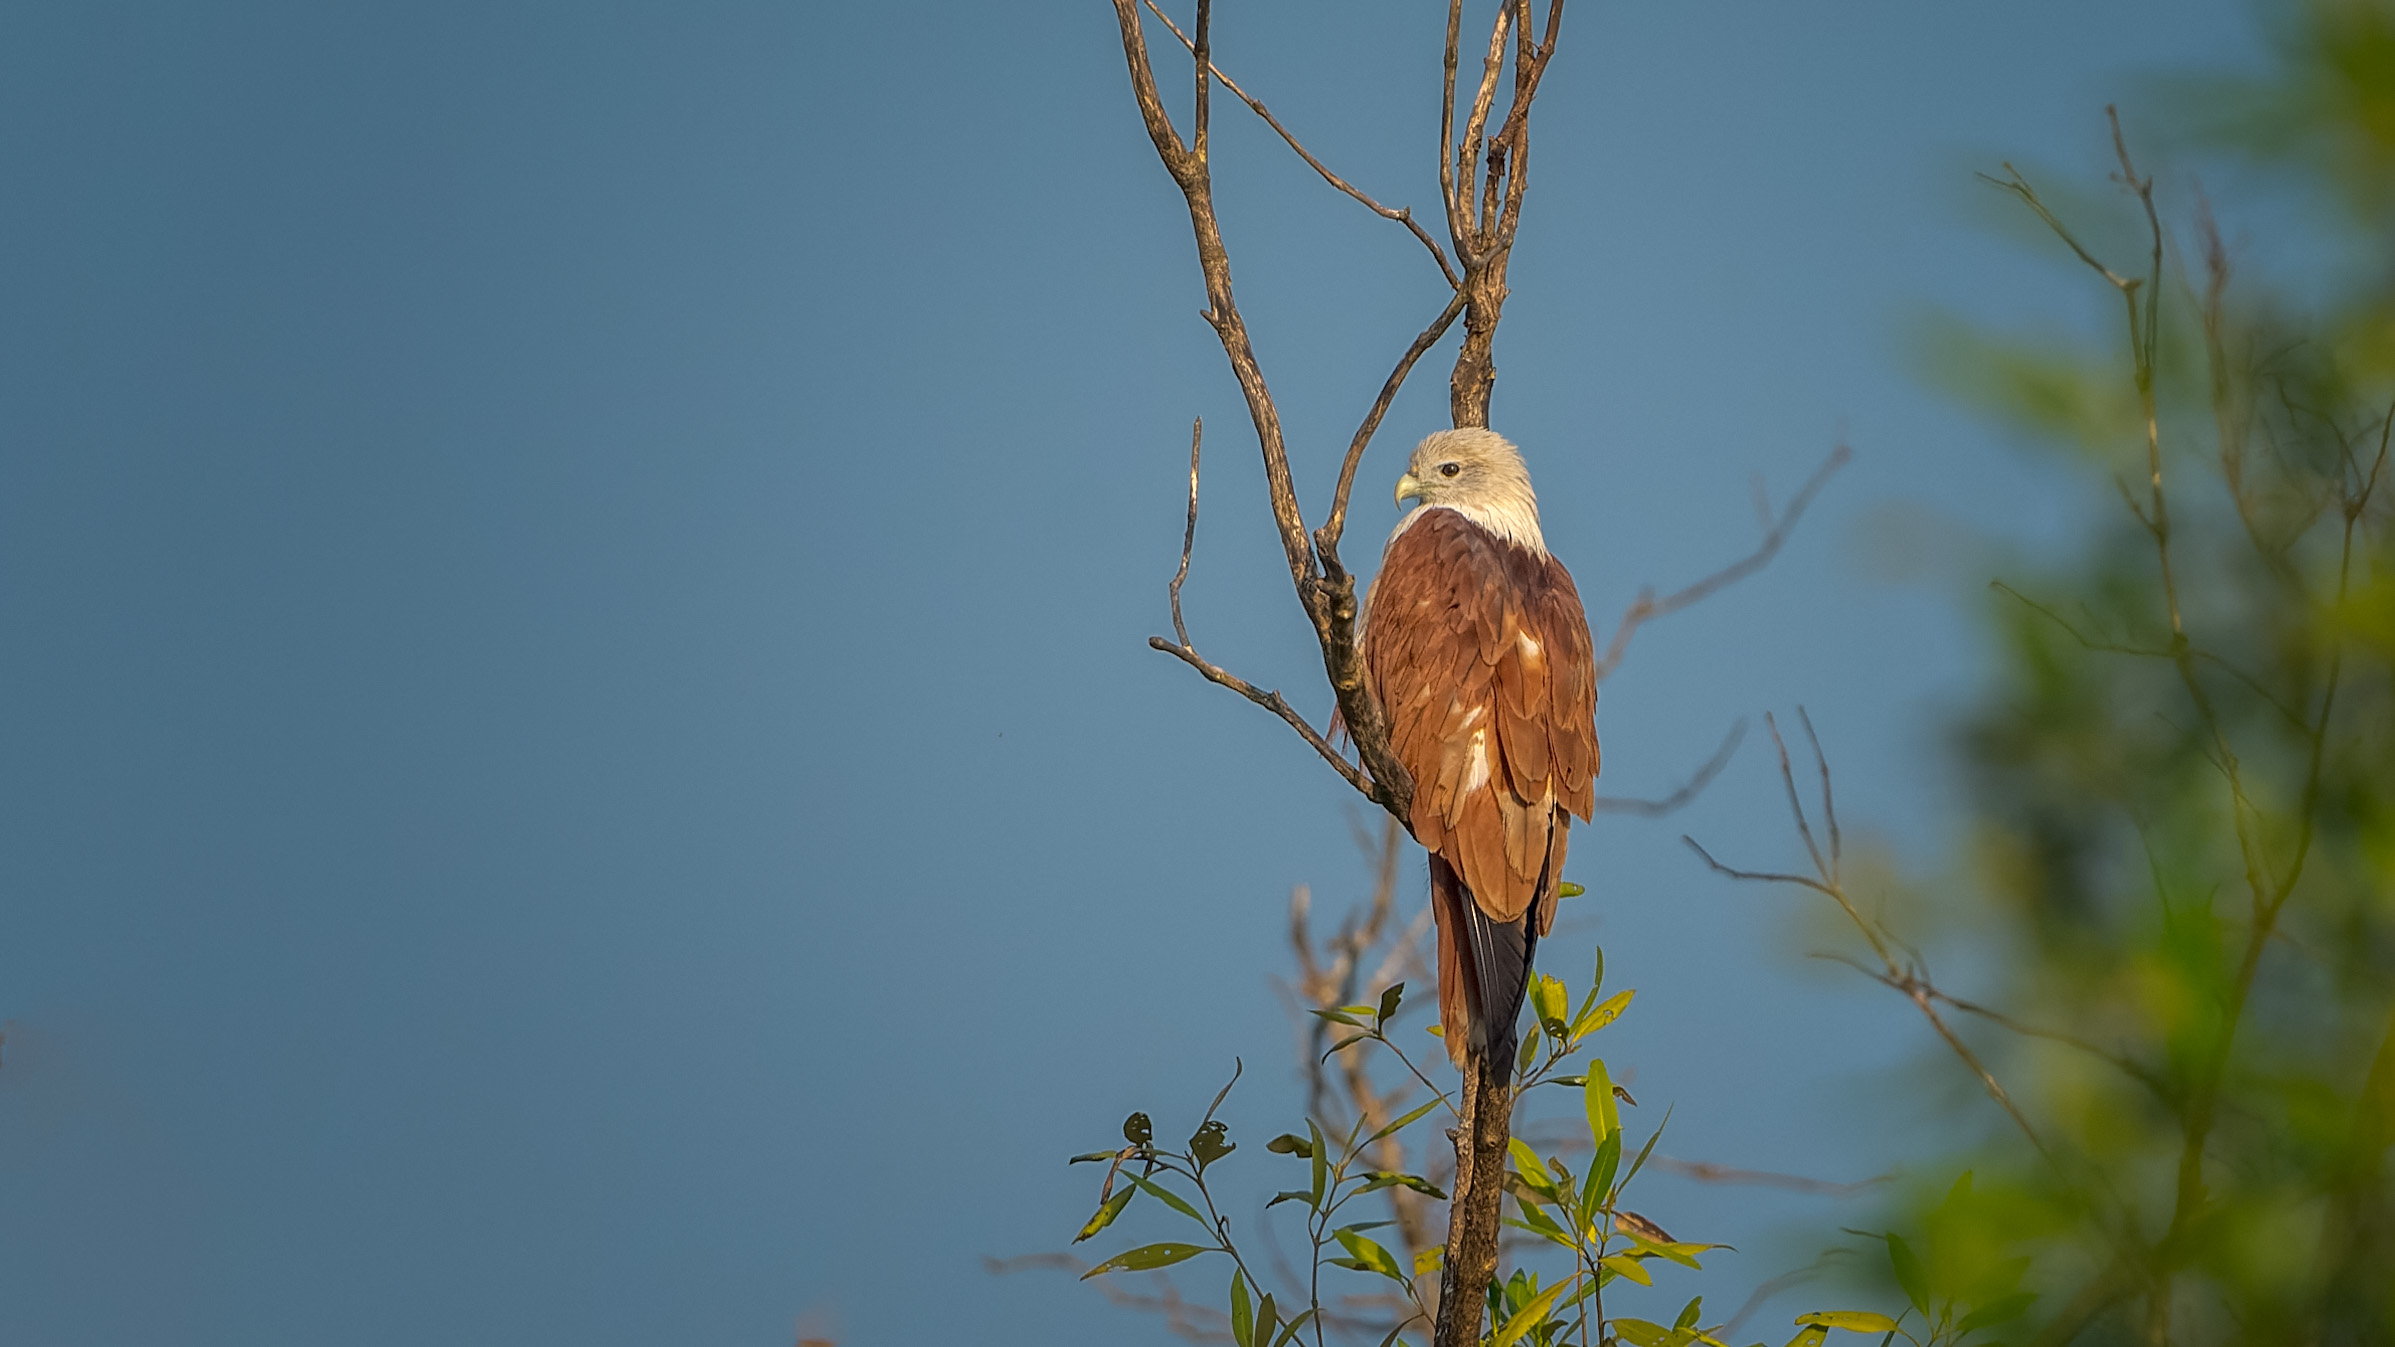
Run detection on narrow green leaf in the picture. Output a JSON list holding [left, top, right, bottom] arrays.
[[1307, 1121, 1328, 1208], [1676, 1295, 1705, 1331], [1507, 1202, 1578, 1251], [1333, 1228, 1409, 1283], [1253, 1293, 1278, 1347], [1269, 1309, 1316, 1347], [1587, 1130, 1622, 1214], [1517, 1029, 1541, 1075], [1080, 1242, 1209, 1278], [1074, 1186, 1135, 1243], [1230, 1271, 1254, 1347], [1125, 1175, 1206, 1227], [1310, 1009, 1365, 1027], [1585, 1058, 1621, 1149], [1600, 1253, 1653, 1286], [1958, 1292, 2037, 1332], [1266, 1189, 1314, 1208], [1508, 1137, 1557, 1196], [1571, 988, 1636, 1042], [1612, 1316, 1672, 1346], [1365, 1098, 1442, 1146], [1488, 1275, 1572, 1347], [1376, 982, 1405, 1026], [1795, 1311, 1901, 1332], [1357, 1171, 1447, 1199], [1321, 1032, 1372, 1061], [1624, 1104, 1675, 1188], [1265, 1133, 1314, 1158], [1375, 1326, 1410, 1347], [1886, 1234, 1930, 1317], [1069, 1150, 1120, 1164]]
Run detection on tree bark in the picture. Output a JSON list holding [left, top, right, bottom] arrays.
[[1434, 1050, 1514, 1346]]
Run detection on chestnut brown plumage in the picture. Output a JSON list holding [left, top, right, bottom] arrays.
[[1363, 429, 1599, 1069]]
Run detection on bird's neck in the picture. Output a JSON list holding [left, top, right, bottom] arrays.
[[1398, 496, 1548, 557]]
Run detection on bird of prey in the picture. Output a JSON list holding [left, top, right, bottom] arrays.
[[1363, 428, 1600, 1070]]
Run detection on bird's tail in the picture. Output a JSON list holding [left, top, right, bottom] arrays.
[[1429, 855, 1537, 1072]]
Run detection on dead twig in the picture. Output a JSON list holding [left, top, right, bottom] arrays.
[[1594, 444, 1851, 682]]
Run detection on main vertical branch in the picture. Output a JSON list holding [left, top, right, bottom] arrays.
[[1108, 6, 1572, 1344]]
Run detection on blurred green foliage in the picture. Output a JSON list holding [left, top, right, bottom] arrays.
[[1870, 3, 2395, 1343]]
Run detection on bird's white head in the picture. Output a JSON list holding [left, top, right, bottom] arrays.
[[1392, 427, 1547, 555]]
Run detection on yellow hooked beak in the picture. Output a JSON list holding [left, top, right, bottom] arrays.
[[1393, 472, 1423, 506]]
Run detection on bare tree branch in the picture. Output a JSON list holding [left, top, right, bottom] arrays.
[[1593, 444, 1851, 682], [1590, 718, 1746, 817], [1139, 0, 1458, 289]]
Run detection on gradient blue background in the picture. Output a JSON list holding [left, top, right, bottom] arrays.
[[0, 3, 2262, 1343]]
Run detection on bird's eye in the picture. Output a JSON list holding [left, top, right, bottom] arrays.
[[1439, 462, 1461, 478]]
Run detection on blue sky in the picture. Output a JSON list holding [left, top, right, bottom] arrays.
[[0, 3, 2266, 1343]]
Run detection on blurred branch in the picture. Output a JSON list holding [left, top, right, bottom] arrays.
[[1590, 719, 1746, 817], [1594, 444, 1850, 682], [1650, 1157, 1890, 1198]]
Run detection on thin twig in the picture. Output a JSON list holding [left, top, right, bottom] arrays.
[[1589, 719, 1746, 817], [1139, 0, 1458, 288], [1593, 444, 1850, 681]]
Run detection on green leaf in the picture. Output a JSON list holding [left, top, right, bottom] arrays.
[[1365, 1098, 1442, 1146], [1265, 1133, 1314, 1158], [1556, 880, 1586, 898], [1320, 1033, 1372, 1061], [1507, 1201, 1578, 1251], [1587, 1130, 1622, 1214], [1266, 1189, 1314, 1208], [1269, 1308, 1316, 1347], [1075, 1186, 1135, 1243], [1230, 1271, 1254, 1347], [1517, 1029, 1541, 1075], [1619, 1232, 1713, 1269], [1069, 1150, 1120, 1164], [1310, 1009, 1365, 1027], [1529, 974, 1569, 1033], [1413, 1245, 1444, 1275], [1624, 1104, 1675, 1188], [1122, 1112, 1153, 1145], [1253, 1293, 1279, 1347], [1959, 1292, 2037, 1332], [1333, 1227, 1409, 1283], [1125, 1175, 1206, 1227], [1585, 1058, 1621, 1148], [1886, 1233, 1930, 1317], [1612, 1317, 1672, 1346], [1781, 1329, 1827, 1347], [1508, 1138, 1558, 1198], [1080, 1242, 1209, 1278], [1488, 1275, 1572, 1347], [1600, 1253, 1654, 1286], [1795, 1311, 1901, 1333], [1357, 1171, 1448, 1199], [1308, 1121, 1328, 1208], [1570, 988, 1636, 1042], [1376, 982, 1404, 1026], [1190, 1119, 1235, 1171], [1677, 1295, 1706, 1331]]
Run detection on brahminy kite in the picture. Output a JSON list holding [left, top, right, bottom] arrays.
[[1363, 428, 1600, 1069]]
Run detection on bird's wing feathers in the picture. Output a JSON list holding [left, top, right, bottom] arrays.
[[1364, 509, 1601, 932]]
